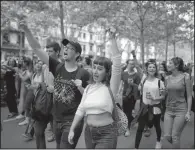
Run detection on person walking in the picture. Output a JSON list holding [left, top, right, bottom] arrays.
[[163, 57, 192, 149], [132, 59, 166, 149], [19, 19, 90, 149], [68, 27, 121, 149]]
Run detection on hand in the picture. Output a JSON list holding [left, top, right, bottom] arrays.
[[106, 26, 117, 40], [185, 112, 191, 122], [72, 79, 82, 88], [68, 130, 75, 145], [147, 92, 154, 100], [18, 19, 28, 30], [131, 50, 136, 57]]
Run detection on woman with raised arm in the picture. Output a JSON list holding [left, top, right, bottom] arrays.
[[68, 28, 122, 149]]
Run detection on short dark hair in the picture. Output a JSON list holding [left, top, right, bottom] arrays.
[[171, 57, 184, 72], [93, 56, 112, 86], [85, 57, 92, 66], [46, 42, 61, 53]]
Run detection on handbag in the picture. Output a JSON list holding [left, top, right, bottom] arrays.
[[108, 87, 128, 136]]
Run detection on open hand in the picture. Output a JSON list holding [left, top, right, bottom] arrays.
[[68, 130, 74, 145], [185, 112, 191, 122], [106, 26, 117, 40], [18, 19, 28, 30]]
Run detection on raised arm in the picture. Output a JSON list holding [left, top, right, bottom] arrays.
[[109, 29, 122, 100], [19, 20, 49, 66]]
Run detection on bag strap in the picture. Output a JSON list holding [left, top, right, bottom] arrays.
[[55, 63, 64, 77], [158, 79, 161, 96], [108, 86, 118, 122], [184, 74, 187, 102], [141, 77, 148, 95]]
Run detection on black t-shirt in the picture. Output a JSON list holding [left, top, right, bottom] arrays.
[[121, 71, 141, 100], [49, 56, 90, 122]]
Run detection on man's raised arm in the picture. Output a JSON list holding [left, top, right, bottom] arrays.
[[19, 20, 49, 66]]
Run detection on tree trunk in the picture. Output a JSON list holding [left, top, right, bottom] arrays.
[[140, 28, 145, 67], [173, 41, 176, 57], [165, 12, 168, 63], [154, 43, 157, 59], [59, 1, 65, 40], [165, 36, 168, 63], [191, 41, 193, 62]]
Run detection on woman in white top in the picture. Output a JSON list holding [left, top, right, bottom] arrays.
[[68, 28, 121, 149], [134, 60, 165, 149]]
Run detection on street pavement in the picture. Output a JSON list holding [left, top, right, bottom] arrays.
[[1, 106, 194, 149]]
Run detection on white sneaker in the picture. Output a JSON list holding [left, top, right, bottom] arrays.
[[155, 141, 162, 149], [16, 114, 25, 120], [18, 119, 29, 126], [124, 129, 130, 137]]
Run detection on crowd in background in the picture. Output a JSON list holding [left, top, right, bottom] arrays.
[[0, 20, 194, 149]]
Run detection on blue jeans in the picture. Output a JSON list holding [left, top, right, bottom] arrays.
[[164, 103, 187, 148], [85, 123, 117, 149], [54, 119, 84, 149]]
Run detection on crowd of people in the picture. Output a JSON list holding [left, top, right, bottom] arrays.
[[1, 18, 194, 149]]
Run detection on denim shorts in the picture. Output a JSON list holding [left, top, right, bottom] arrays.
[[85, 123, 118, 149]]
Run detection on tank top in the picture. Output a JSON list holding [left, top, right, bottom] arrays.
[[166, 74, 186, 107]]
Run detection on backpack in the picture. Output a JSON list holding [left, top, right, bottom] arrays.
[[31, 72, 53, 121]]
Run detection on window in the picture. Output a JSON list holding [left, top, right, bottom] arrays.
[[90, 34, 93, 40], [83, 33, 86, 39], [90, 44, 93, 51], [2, 33, 10, 45], [83, 45, 86, 51]]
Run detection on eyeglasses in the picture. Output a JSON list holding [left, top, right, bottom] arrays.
[[63, 45, 75, 51]]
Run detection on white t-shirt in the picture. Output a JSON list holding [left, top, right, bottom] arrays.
[[142, 78, 165, 114]]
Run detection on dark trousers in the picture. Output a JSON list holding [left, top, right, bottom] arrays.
[[54, 119, 84, 149], [33, 115, 53, 149], [34, 120, 48, 149], [84, 123, 117, 149], [123, 99, 136, 128], [135, 112, 161, 149], [6, 92, 18, 114]]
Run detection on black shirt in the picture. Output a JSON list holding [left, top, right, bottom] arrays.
[[121, 71, 141, 100], [49, 56, 90, 122]]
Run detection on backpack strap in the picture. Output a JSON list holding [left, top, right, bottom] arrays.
[[141, 77, 148, 95], [158, 79, 161, 96]]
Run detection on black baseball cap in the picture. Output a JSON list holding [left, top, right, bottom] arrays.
[[62, 39, 82, 54]]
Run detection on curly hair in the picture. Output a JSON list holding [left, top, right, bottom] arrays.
[[93, 56, 112, 86], [171, 57, 185, 72]]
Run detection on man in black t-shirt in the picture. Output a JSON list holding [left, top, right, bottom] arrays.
[[120, 59, 141, 136], [20, 20, 90, 149]]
